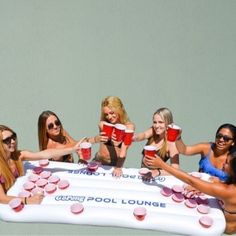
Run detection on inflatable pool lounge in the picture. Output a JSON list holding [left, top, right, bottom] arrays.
[[0, 161, 225, 235]]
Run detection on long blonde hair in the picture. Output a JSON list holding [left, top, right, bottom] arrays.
[[100, 96, 130, 124], [0, 125, 24, 192], [147, 107, 173, 158]]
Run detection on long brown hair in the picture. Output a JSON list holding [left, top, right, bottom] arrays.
[[0, 125, 24, 192], [38, 110, 65, 150]]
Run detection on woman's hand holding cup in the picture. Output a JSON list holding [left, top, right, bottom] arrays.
[[167, 124, 182, 142], [99, 131, 109, 143], [143, 154, 162, 169]]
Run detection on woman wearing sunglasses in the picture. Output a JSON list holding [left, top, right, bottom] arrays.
[[175, 123, 236, 182], [38, 110, 80, 163], [143, 146, 236, 234], [0, 124, 84, 204]]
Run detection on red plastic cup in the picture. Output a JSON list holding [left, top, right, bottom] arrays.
[[103, 122, 114, 139], [48, 175, 60, 184], [199, 216, 213, 228], [70, 203, 84, 214], [143, 145, 156, 158], [87, 162, 99, 172], [167, 124, 181, 142], [80, 142, 92, 160], [18, 190, 31, 198], [23, 182, 35, 192], [58, 180, 70, 190], [36, 178, 48, 188], [9, 198, 24, 212], [123, 129, 134, 145], [45, 183, 57, 194], [33, 166, 43, 175], [28, 174, 40, 183], [114, 124, 126, 142], [31, 187, 44, 196], [133, 207, 147, 221], [138, 168, 150, 176], [39, 159, 49, 167]]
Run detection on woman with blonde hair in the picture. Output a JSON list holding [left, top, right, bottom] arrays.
[[38, 110, 80, 163], [89, 96, 135, 177], [0, 124, 84, 204], [134, 107, 179, 179]]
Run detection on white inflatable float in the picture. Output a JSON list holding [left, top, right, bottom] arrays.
[[0, 161, 225, 235]]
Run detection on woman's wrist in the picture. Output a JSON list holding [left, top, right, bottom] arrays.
[[176, 136, 181, 141], [116, 156, 126, 168], [156, 168, 161, 176]]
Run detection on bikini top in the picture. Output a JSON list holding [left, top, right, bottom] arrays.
[[0, 169, 19, 188], [198, 143, 229, 182]]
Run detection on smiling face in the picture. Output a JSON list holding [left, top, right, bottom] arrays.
[[215, 128, 235, 151], [1, 130, 17, 154], [102, 106, 120, 124], [152, 113, 166, 136], [46, 115, 61, 137]]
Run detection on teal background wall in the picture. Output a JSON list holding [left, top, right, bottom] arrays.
[[0, 0, 235, 235]]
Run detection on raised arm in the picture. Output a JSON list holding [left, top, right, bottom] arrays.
[[20, 138, 86, 161], [144, 154, 231, 200], [134, 127, 152, 142], [176, 136, 210, 156]]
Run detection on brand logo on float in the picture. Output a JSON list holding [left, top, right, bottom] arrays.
[[55, 195, 166, 208]]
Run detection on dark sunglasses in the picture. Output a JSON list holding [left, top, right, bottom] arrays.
[[215, 133, 233, 142], [47, 120, 61, 130], [2, 133, 17, 145]]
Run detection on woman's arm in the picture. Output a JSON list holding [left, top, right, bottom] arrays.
[[0, 184, 44, 204], [134, 127, 152, 142], [112, 122, 135, 177], [86, 122, 107, 144], [176, 137, 209, 156], [144, 155, 231, 200], [20, 138, 85, 161], [119, 121, 135, 157], [168, 141, 179, 168]]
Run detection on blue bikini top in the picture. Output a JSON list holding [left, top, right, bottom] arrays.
[[198, 143, 229, 182]]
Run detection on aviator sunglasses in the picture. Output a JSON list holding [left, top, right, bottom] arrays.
[[47, 120, 61, 130], [215, 133, 233, 142], [2, 133, 17, 145]]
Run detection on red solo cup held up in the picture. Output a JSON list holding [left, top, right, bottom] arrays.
[[114, 124, 126, 142], [143, 145, 156, 158], [167, 124, 181, 142], [103, 122, 114, 139], [80, 142, 92, 160], [123, 129, 134, 145]]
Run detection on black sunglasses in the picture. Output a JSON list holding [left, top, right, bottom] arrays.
[[216, 133, 233, 142], [47, 120, 61, 130], [2, 133, 17, 145]]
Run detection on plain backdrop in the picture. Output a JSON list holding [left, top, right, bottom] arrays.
[[0, 0, 235, 235]]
